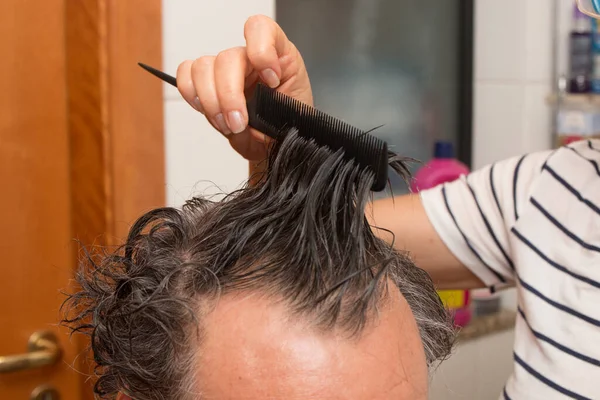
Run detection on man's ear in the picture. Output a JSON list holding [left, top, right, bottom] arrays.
[[116, 393, 132, 400]]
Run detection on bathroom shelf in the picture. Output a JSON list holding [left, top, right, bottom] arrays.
[[546, 93, 600, 106]]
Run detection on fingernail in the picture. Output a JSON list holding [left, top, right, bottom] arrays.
[[261, 68, 280, 88], [215, 113, 231, 135], [227, 111, 245, 134], [192, 96, 203, 113]]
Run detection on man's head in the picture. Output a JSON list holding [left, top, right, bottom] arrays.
[[62, 130, 455, 399]]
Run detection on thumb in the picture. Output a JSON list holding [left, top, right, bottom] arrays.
[[243, 15, 294, 88]]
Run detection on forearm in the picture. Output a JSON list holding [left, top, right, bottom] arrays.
[[366, 194, 484, 290]]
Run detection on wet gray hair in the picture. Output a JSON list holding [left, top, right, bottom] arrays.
[[62, 129, 456, 399]]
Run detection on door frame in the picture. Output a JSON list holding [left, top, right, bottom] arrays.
[[65, 0, 164, 397]]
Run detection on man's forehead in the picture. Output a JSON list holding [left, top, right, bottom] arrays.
[[195, 290, 428, 399]]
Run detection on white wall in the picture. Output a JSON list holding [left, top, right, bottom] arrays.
[[430, 330, 516, 400], [472, 0, 554, 170], [162, 0, 275, 207]]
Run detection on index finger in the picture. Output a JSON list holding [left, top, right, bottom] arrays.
[[243, 15, 292, 88]]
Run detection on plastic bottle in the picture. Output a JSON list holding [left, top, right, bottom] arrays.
[[411, 141, 472, 327], [471, 287, 501, 317], [410, 142, 470, 193], [569, 4, 593, 93], [592, 17, 600, 93]]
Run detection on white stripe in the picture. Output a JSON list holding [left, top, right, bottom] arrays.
[[513, 312, 600, 399], [505, 357, 563, 400], [515, 226, 600, 323], [422, 141, 600, 398], [531, 174, 600, 258], [420, 177, 510, 286], [518, 284, 600, 365]]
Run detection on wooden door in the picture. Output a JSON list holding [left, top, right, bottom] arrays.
[[0, 1, 164, 398]]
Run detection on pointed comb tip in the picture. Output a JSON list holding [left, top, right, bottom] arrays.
[[137, 62, 177, 87]]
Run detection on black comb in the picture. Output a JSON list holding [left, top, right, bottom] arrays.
[[138, 62, 389, 191]]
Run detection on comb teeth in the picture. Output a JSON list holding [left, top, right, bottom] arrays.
[[135, 63, 390, 191], [247, 83, 389, 191]]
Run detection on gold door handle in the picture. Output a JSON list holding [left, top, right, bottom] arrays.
[[0, 331, 62, 373]]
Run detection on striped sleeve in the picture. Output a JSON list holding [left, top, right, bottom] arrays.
[[419, 150, 554, 287]]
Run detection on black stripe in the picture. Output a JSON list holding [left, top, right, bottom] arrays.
[[513, 155, 527, 221], [441, 186, 506, 283], [513, 352, 591, 400], [588, 140, 600, 153], [503, 387, 512, 400], [530, 197, 600, 252], [466, 178, 514, 269], [568, 146, 600, 176], [512, 228, 600, 289], [490, 164, 504, 218], [543, 165, 600, 215], [518, 307, 600, 367], [518, 275, 600, 327]]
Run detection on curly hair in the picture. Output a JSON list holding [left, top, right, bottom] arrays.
[[61, 129, 456, 399]]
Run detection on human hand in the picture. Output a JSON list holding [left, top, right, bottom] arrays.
[[176, 15, 313, 162]]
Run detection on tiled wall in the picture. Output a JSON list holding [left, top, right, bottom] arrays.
[[162, 0, 275, 207], [472, 0, 554, 170]]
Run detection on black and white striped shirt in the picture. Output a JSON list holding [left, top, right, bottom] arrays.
[[420, 139, 600, 400]]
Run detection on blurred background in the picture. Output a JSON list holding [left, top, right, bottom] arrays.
[[2, 0, 590, 398], [276, 0, 470, 195]]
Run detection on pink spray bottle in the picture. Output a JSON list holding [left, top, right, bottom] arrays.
[[411, 140, 472, 327]]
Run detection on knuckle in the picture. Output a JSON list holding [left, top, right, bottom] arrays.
[[190, 56, 214, 74], [246, 45, 270, 63], [198, 96, 218, 115], [215, 47, 245, 64], [219, 87, 238, 105]]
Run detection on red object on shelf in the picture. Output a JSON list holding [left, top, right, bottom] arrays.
[[563, 135, 584, 145]]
